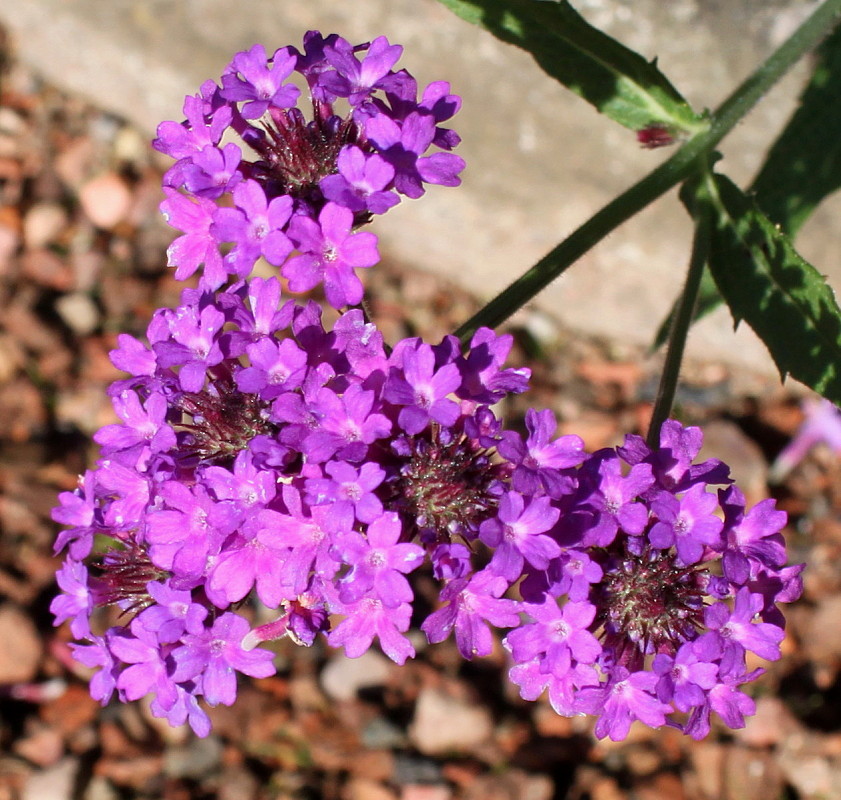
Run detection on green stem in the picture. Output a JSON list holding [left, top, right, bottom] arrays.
[[455, 0, 841, 343], [646, 192, 712, 448]]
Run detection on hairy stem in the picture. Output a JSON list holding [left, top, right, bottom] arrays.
[[646, 192, 712, 447]]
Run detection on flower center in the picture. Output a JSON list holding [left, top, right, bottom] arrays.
[[597, 544, 706, 668], [91, 543, 165, 616], [249, 101, 363, 203], [175, 375, 277, 465], [392, 426, 508, 542]]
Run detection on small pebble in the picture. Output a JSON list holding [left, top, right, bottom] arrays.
[[23, 202, 67, 248], [320, 650, 392, 701], [409, 687, 493, 756], [78, 172, 132, 228], [21, 757, 78, 800], [55, 291, 100, 336], [0, 603, 43, 683]]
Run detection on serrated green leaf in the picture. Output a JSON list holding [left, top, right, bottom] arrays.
[[751, 21, 841, 235], [434, 0, 702, 134], [651, 22, 841, 354], [690, 172, 841, 402]]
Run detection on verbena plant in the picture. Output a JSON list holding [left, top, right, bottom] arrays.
[[51, 1, 841, 742]]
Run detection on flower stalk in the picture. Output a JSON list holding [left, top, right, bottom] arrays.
[[455, 0, 841, 344]]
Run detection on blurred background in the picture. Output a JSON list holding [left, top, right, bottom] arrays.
[[0, 2, 838, 798]]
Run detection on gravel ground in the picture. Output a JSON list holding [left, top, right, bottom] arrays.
[[0, 28, 838, 800]]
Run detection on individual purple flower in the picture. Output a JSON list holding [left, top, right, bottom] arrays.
[[328, 595, 415, 664], [498, 409, 585, 497], [319, 146, 400, 214], [136, 582, 209, 644], [145, 481, 239, 578], [202, 450, 278, 510], [160, 189, 226, 289], [364, 111, 465, 199], [235, 337, 308, 398], [52, 471, 98, 560], [584, 669, 671, 742], [96, 460, 151, 531], [220, 44, 300, 118], [211, 180, 294, 277], [153, 91, 232, 161], [554, 549, 604, 602], [150, 682, 211, 738], [225, 276, 291, 341], [94, 390, 176, 468], [748, 562, 804, 628], [770, 398, 841, 481], [576, 454, 653, 546], [719, 486, 787, 584], [153, 301, 226, 392], [384, 340, 461, 435], [504, 597, 601, 672], [335, 511, 424, 607], [172, 612, 276, 706], [181, 143, 243, 199], [108, 620, 178, 711], [205, 513, 292, 610], [303, 383, 392, 462], [707, 663, 759, 730], [305, 460, 385, 523], [649, 483, 723, 564], [321, 35, 404, 106], [429, 543, 473, 581], [422, 570, 521, 659], [109, 333, 158, 379], [255, 486, 350, 597], [50, 559, 95, 639], [457, 328, 531, 404], [382, 76, 462, 150], [683, 655, 761, 739], [652, 642, 718, 711], [418, 81, 463, 149], [508, 651, 599, 716], [480, 491, 561, 581], [283, 202, 380, 308], [69, 636, 119, 705], [619, 419, 731, 493], [704, 588, 784, 662], [294, 31, 340, 97], [241, 590, 328, 650]]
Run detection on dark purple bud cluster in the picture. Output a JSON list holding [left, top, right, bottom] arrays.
[[51, 33, 801, 741]]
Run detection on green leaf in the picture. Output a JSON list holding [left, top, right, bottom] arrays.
[[751, 21, 841, 236], [651, 21, 841, 353], [689, 172, 841, 403], [434, 0, 702, 134]]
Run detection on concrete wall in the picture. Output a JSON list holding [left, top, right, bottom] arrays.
[[2, 0, 835, 378]]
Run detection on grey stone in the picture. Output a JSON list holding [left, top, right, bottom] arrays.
[[163, 734, 224, 780], [409, 687, 493, 755], [362, 716, 409, 750], [0, 0, 834, 377]]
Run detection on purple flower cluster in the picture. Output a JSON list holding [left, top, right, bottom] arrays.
[[504, 421, 803, 740], [154, 33, 464, 306], [51, 283, 802, 737], [51, 32, 802, 742]]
